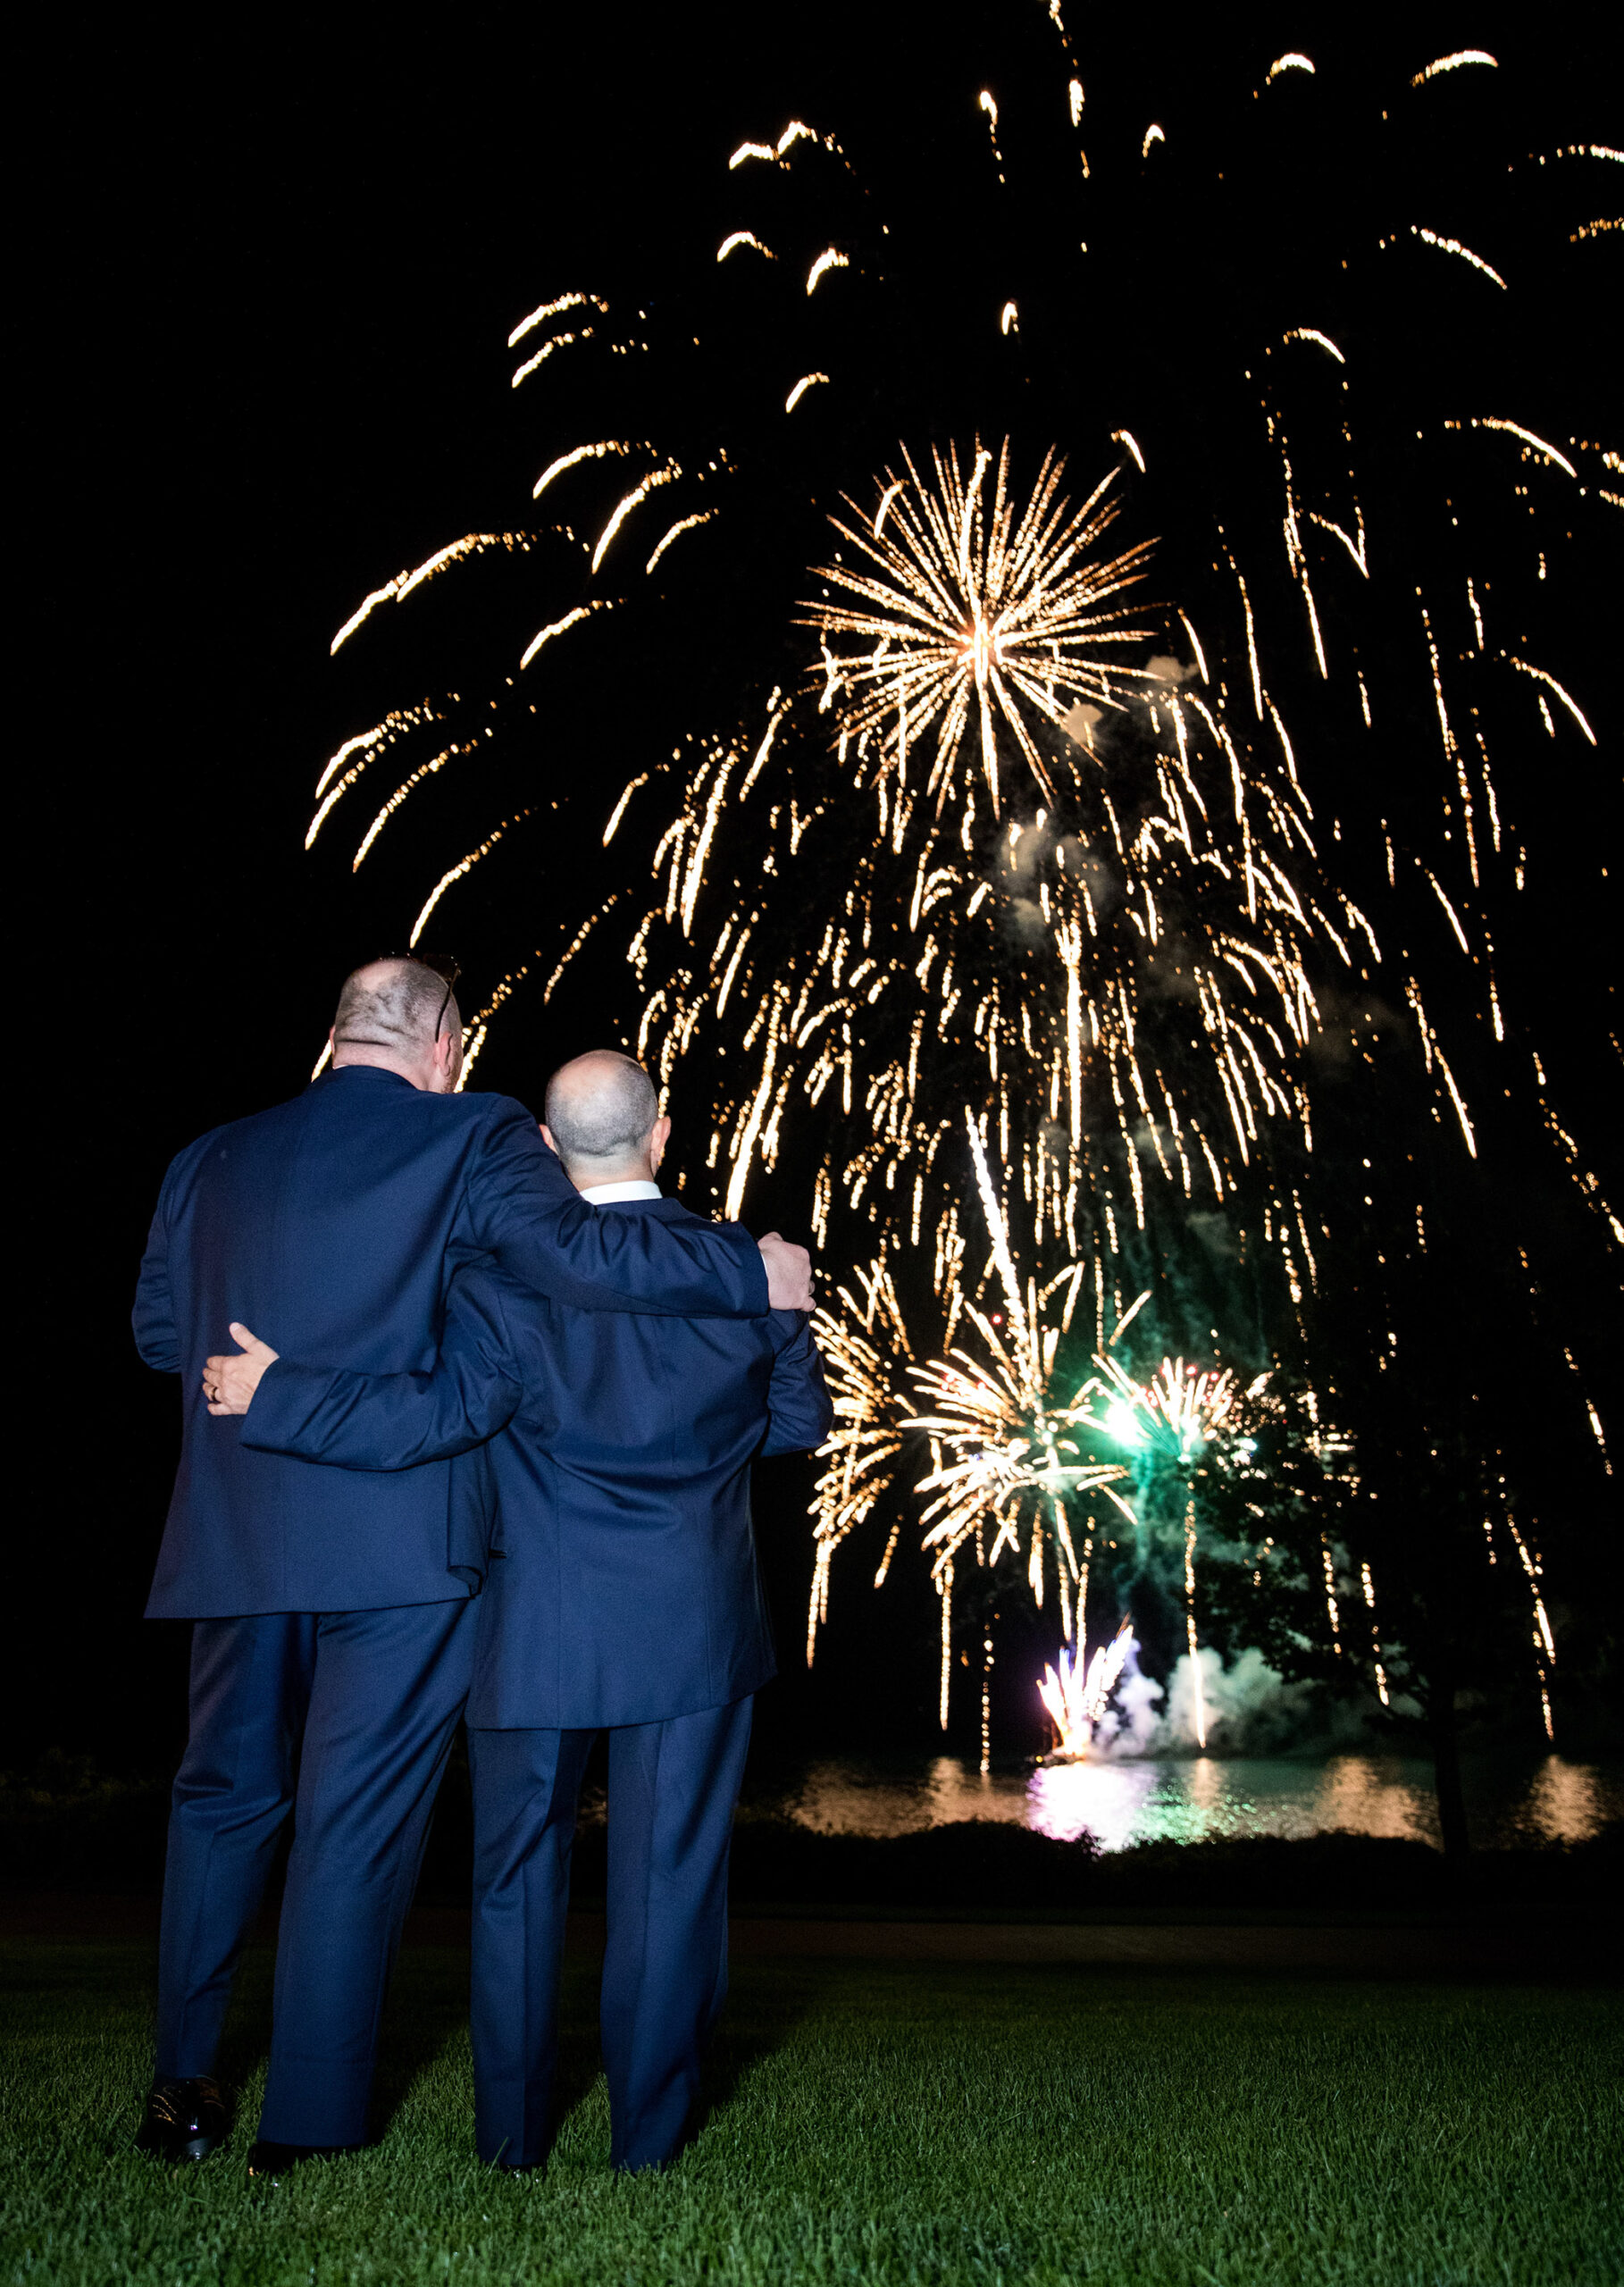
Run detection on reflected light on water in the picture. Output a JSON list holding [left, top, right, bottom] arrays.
[[1027, 1761, 1162, 1848], [773, 1753, 1620, 1853], [1519, 1757, 1607, 1844], [1025, 1755, 1436, 1847], [1311, 1756, 1435, 1841]]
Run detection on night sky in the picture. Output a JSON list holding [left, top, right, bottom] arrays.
[[22, 4, 1620, 1777]]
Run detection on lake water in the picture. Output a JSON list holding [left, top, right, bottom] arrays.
[[749, 1753, 1622, 1853]]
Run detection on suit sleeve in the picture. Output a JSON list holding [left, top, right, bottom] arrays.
[[131, 1164, 182, 1374], [467, 1099, 769, 1318], [759, 1311, 835, 1457], [240, 1268, 524, 1471]]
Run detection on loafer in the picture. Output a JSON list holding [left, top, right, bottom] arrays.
[[135, 2076, 230, 2164]]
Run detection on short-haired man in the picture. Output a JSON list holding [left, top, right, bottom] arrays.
[[136, 966, 810, 2173], [207, 1050, 832, 2173]]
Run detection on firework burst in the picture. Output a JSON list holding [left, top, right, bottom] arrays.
[[630, 430, 1340, 1282], [307, 25, 1617, 1740], [807, 439, 1157, 812]]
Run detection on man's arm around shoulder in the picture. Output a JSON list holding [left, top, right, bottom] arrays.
[[233, 1266, 524, 1470], [466, 1097, 810, 1314]]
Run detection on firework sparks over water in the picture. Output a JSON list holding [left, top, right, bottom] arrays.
[[805, 1113, 1272, 1732], [1037, 1617, 1134, 1761], [308, 25, 1617, 1739], [807, 1115, 1140, 1716]]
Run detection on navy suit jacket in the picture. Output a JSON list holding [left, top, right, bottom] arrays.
[[239, 1196, 834, 1729], [133, 1073, 767, 1620]]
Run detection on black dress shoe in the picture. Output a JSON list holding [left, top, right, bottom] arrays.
[[247, 2140, 356, 2180], [135, 2076, 230, 2164]]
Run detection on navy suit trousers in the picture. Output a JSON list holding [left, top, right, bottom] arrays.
[[467, 1696, 752, 2172], [156, 1600, 476, 2146]]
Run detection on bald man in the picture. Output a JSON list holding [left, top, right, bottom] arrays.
[[206, 1050, 833, 2174], [132, 961, 810, 2175]]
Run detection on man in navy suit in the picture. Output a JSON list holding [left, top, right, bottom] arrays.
[[136, 961, 811, 2171], [206, 1050, 832, 2173]]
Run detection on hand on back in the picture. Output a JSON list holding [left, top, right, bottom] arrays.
[[204, 1324, 280, 1415]]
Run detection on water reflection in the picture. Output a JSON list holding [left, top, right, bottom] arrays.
[[1515, 1757, 1610, 1845], [1311, 1757, 1434, 1843], [769, 1752, 1620, 1853]]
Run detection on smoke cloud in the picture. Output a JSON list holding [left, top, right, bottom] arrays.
[[1143, 653, 1199, 687], [1089, 1639, 1327, 1756], [1059, 699, 1106, 750]]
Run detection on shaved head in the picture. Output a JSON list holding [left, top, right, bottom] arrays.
[[544, 1051, 661, 1178], [332, 959, 460, 1056]]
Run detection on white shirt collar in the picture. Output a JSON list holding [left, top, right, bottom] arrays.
[[578, 1179, 663, 1204]]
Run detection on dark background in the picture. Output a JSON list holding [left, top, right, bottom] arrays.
[[19, 3, 1620, 1779]]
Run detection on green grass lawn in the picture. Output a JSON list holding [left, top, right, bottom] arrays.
[[2, 1939, 1619, 2285]]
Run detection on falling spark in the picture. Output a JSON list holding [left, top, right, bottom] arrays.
[[591, 465, 680, 573], [331, 576, 407, 656], [350, 741, 476, 869], [519, 600, 612, 670], [979, 89, 1006, 183], [1284, 327, 1344, 364], [507, 290, 605, 348], [1411, 52, 1497, 87], [1111, 429, 1145, 471], [309, 705, 439, 828], [512, 329, 594, 388], [646, 509, 717, 574], [1410, 226, 1506, 289], [1505, 658, 1596, 743], [1445, 415, 1578, 477], [533, 440, 644, 501], [408, 813, 529, 946]]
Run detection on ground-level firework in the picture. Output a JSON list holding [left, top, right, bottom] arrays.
[[1037, 1618, 1134, 1761]]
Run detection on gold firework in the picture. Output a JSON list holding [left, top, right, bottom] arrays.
[[805, 440, 1158, 815], [302, 47, 1614, 1751], [809, 1118, 1142, 1727]]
